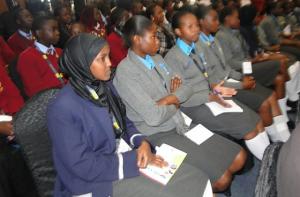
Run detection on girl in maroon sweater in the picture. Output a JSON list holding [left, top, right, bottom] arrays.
[[0, 36, 15, 68], [107, 7, 130, 67], [80, 5, 107, 38], [7, 8, 35, 56]]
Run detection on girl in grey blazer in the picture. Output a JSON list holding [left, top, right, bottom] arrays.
[[195, 6, 290, 143], [215, 7, 296, 126], [216, 7, 283, 90], [164, 10, 272, 161], [257, 2, 300, 60], [113, 15, 247, 193]]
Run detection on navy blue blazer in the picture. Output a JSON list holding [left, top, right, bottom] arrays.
[[47, 84, 146, 197]]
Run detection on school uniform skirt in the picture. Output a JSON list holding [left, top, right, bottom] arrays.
[[281, 46, 300, 60], [279, 51, 297, 66], [113, 162, 210, 197], [234, 83, 273, 111], [252, 60, 280, 87], [181, 99, 260, 139], [145, 129, 241, 182]]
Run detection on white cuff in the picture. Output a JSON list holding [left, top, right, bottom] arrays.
[[130, 134, 143, 146], [117, 153, 124, 180]]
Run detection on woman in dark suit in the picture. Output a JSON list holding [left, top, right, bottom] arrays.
[[47, 34, 211, 197]]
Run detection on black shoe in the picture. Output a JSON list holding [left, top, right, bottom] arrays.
[[287, 107, 297, 114], [287, 120, 295, 130], [223, 187, 232, 197], [287, 100, 299, 109]]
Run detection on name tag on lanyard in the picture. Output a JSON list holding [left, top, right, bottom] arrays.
[[190, 52, 209, 79], [40, 52, 65, 85]]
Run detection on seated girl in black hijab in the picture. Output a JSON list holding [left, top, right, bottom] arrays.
[[47, 34, 211, 197]]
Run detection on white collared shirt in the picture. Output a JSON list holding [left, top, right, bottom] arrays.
[[18, 29, 33, 40], [34, 41, 56, 55]]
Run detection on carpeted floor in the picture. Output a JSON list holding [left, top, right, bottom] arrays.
[[216, 158, 260, 197]]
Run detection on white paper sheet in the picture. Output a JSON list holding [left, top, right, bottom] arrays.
[[226, 78, 240, 83], [205, 100, 243, 116], [0, 115, 12, 122], [242, 61, 252, 74], [181, 112, 192, 127], [184, 124, 214, 145]]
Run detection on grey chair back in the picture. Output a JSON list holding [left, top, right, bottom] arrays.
[[13, 89, 60, 197]]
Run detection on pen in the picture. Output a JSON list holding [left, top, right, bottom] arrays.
[[213, 88, 228, 104]]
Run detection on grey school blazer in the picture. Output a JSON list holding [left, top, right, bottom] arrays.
[[164, 45, 210, 108], [257, 15, 281, 48], [113, 50, 191, 136], [215, 25, 250, 71], [196, 36, 243, 89]]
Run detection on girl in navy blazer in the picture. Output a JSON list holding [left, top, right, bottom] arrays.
[[47, 34, 211, 197]]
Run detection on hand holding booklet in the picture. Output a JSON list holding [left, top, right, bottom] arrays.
[[205, 100, 243, 116], [140, 143, 187, 185]]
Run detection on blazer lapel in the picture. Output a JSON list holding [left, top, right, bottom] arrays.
[[213, 39, 227, 67], [152, 56, 173, 91], [196, 39, 212, 66], [173, 45, 194, 68]]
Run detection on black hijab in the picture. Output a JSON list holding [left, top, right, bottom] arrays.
[[59, 33, 126, 138]]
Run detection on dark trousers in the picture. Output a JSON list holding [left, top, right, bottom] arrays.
[[0, 139, 38, 197]]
